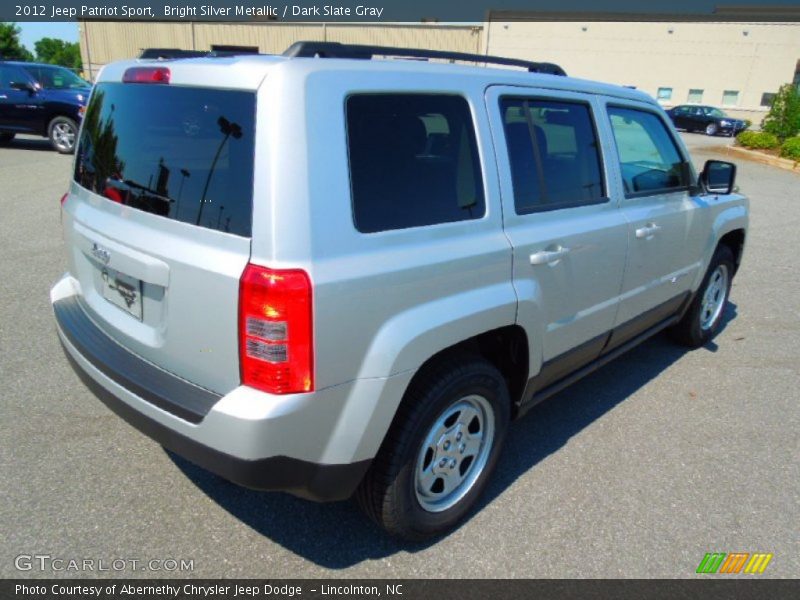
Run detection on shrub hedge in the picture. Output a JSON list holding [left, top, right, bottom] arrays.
[[779, 137, 800, 161], [736, 130, 780, 150]]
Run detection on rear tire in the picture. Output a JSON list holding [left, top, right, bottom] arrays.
[[356, 355, 510, 540], [670, 245, 735, 347], [705, 122, 718, 136], [0, 132, 14, 145], [48, 116, 78, 154]]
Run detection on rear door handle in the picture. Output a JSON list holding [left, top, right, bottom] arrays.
[[635, 223, 661, 239], [530, 246, 571, 265]]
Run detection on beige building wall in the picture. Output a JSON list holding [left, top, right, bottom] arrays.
[[78, 21, 482, 79], [78, 21, 194, 73], [484, 20, 800, 122], [78, 19, 799, 124]]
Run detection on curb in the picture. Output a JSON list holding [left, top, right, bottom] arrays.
[[706, 144, 800, 174]]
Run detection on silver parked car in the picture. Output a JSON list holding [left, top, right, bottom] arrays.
[[52, 42, 748, 540]]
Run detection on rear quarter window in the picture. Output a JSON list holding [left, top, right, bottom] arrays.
[[346, 94, 485, 233], [74, 83, 256, 236]]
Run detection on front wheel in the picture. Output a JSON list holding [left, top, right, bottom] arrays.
[[356, 356, 510, 540], [670, 245, 735, 347], [705, 122, 718, 136], [0, 132, 15, 145], [48, 116, 78, 154]]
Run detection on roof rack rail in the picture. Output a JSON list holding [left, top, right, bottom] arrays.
[[140, 48, 266, 60], [282, 41, 567, 76]]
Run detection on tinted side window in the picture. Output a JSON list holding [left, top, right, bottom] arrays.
[[501, 98, 605, 214], [608, 106, 687, 195], [0, 66, 10, 88], [0, 65, 28, 88], [23, 65, 87, 90], [346, 94, 485, 233], [22, 66, 43, 85]]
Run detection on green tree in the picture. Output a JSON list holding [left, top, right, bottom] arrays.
[[34, 37, 82, 71], [0, 22, 34, 61], [761, 83, 800, 140]]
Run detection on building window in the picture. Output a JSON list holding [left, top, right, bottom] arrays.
[[760, 92, 776, 108], [687, 89, 703, 103], [722, 90, 740, 106], [657, 87, 673, 101]]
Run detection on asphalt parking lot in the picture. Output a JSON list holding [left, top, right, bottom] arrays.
[[1, 132, 798, 579]]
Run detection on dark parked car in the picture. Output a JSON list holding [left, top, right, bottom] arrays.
[[667, 104, 748, 137], [0, 61, 91, 153]]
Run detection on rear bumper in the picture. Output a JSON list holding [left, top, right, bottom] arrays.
[[719, 123, 747, 135], [62, 348, 370, 500], [51, 278, 392, 502]]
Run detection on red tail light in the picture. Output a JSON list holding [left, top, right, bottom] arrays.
[[239, 264, 313, 394], [60, 193, 68, 206], [122, 67, 170, 84]]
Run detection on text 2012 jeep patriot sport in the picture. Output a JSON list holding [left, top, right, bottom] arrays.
[[52, 42, 748, 540]]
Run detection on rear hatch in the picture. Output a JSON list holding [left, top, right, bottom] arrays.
[[64, 74, 257, 394]]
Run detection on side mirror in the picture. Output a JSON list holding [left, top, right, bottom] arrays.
[[700, 160, 736, 195], [10, 81, 36, 94]]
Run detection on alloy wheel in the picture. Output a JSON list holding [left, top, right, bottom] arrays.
[[700, 264, 729, 330], [52, 122, 76, 152], [414, 394, 495, 513]]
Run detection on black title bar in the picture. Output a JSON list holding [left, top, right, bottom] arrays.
[[4, 580, 800, 600], [4, 0, 800, 23]]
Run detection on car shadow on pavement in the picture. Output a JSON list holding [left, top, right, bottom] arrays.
[[168, 302, 737, 569], [3, 138, 56, 152], [482, 302, 737, 508]]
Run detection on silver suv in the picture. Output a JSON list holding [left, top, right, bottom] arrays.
[[52, 42, 748, 540]]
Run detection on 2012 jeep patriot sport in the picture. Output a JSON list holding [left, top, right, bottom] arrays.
[[51, 42, 748, 540]]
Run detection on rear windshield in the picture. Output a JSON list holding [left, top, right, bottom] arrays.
[[74, 83, 255, 237]]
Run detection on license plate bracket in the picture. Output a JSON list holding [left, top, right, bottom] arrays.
[[101, 268, 143, 321]]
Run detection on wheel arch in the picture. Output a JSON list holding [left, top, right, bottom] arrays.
[[47, 113, 79, 131], [397, 324, 529, 422], [351, 324, 529, 462], [718, 228, 746, 275], [692, 204, 748, 291]]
